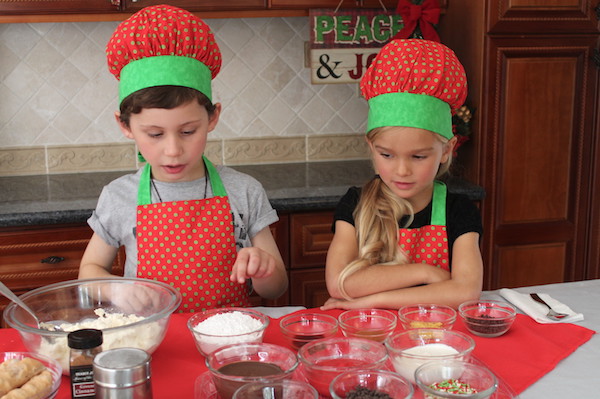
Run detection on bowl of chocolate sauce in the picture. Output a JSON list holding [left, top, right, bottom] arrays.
[[205, 342, 299, 399]]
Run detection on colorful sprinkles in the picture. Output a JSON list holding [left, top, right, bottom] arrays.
[[428, 379, 478, 396]]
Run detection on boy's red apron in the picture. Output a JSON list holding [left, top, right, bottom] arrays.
[[398, 181, 450, 270], [135, 156, 251, 312]]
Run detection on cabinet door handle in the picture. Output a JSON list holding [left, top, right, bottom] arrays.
[[41, 256, 65, 264]]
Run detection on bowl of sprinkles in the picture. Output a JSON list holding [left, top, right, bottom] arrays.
[[458, 300, 516, 338], [415, 360, 498, 399]]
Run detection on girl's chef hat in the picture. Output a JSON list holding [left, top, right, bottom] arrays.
[[106, 4, 221, 104], [360, 39, 467, 139]]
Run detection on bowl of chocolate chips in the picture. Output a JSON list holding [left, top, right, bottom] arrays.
[[329, 369, 414, 399], [458, 300, 516, 338]]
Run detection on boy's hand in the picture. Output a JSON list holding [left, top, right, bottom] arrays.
[[105, 282, 163, 314], [230, 247, 278, 284]]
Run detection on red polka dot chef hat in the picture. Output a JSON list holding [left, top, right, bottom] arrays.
[[360, 39, 467, 139], [106, 4, 221, 104]]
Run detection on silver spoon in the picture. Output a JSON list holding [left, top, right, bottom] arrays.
[[0, 280, 63, 331], [530, 293, 569, 320], [0, 280, 41, 327]]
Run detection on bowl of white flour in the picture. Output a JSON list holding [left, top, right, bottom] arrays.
[[187, 307, 269, 356]]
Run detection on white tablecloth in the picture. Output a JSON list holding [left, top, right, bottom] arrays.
[[482, 279, 599, 399]]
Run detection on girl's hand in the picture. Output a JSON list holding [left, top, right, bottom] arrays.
[[424, 265, 452, 284], [321, 296, 374, 311], [230, 247, 278, 284]]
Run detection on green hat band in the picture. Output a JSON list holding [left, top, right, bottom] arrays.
[[119, 55, 212, 104], [367, 92, 453, 139]]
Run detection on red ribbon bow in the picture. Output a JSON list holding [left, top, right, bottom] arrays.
[[393, 0, 441, 42]]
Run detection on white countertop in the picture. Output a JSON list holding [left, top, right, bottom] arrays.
[[482, 279, 599, 399], [253, 279, 599, 398]]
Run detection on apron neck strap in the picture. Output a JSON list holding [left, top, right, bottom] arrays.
[[137, 156, 227, 205], [431, 180, 447, 226], [138, 163, 152, 205], [203, 156, 227, 197]]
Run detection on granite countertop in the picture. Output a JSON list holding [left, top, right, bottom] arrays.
[[0, 160, 485, 228]]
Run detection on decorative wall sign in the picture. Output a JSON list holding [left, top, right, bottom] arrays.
[[309, 8, 402, 84]]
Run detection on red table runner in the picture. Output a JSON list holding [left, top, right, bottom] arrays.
[[0, 309, 594, 398]]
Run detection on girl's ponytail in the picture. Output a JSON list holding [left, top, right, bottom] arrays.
[[337, 176, 413, 299]]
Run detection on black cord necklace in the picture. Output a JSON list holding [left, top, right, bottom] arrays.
[[150, 162, 208, 203]]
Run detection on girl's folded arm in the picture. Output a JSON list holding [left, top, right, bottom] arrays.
[[323, 232, 482, 309]]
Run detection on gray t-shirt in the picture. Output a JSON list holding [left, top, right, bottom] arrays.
[[88, 165, 278, 276]]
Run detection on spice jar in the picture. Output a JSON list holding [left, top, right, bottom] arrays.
[[68, 328, 103, 399], [93, 347, 153, 399]]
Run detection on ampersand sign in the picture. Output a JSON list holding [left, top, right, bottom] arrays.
[[392, 0, 441, 42]]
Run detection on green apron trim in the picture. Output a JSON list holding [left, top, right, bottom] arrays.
[[203, 156, 227, 197], [138, 163, 152, 205], [431, 181, 447, 226], [137, 156, 227, 205]]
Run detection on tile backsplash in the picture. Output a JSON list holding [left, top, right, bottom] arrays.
[[0, 17, 369, 176]]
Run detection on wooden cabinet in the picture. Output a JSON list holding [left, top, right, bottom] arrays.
[[122, 0, 265, 12], [0, 0, 119, 15], [253, 210, 336, 309], [288, 211, 334, 308], [438, 0, 600, 289], [0, 224, 124, 323], [269, 0, 398, 9], [0, 0, 446, 21]]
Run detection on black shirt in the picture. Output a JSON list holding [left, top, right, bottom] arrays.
[[333, 186, 483, 260]]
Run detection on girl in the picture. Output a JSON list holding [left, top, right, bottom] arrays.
[[323, 39, 483, 310], [79, 5, 287, 312]]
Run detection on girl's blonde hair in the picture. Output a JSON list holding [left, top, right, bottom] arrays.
[[337, 127, 454, 300]]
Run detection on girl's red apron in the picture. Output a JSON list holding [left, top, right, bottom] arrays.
[[398, 181, 450, 271], [135, 156, 251, 312]]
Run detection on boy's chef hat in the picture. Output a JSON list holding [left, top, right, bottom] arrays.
[[106, 4, 221, 104], [360, 39, 467, 139]]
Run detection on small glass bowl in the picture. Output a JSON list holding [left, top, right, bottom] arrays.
[[279, 313, 338, 349], [330, 369, 414, 399], [338, 308, 398, 342], [233, 380, 319, 399], [206, 342, 299, 399], [384, 329, 475, 383], [0, 351, 62, 399], [298, 337, 389, 398], [187, 307, 269, 356], [458, 300, 517, 338], [415, 360, 498, 399], [398, 304, 457, 330]]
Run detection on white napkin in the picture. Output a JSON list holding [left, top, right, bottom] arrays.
[[499, 288, 584, 324]]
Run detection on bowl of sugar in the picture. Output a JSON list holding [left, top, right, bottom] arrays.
[[385, 329, 475, 384], [187, 307, 269, 357]]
